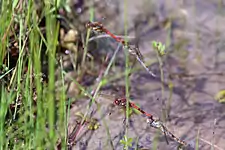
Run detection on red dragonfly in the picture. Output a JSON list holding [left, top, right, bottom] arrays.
[[86, 21, 156, 77], [97, 91, 153, 119], [97, 92, 187, 147]]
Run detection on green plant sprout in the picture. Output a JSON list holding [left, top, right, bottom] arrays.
[[152, 41, 166, 56], [75, 112, 100, 130], [215, 90, 225, 103], [120, 135, 133, 149]]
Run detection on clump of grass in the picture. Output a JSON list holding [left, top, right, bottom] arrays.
[[0, 0, 67, 149]]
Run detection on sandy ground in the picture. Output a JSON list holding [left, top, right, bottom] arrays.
[[68, 0, 225, 149]]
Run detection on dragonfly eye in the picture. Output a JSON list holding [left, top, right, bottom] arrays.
[[114, 99, 120, 105], [85, 21, 91, 28]]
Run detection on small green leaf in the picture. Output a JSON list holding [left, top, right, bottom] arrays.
[[152, 41, 158, 48], [120, 135, 133, 148], [120, 139, 126, 145], [88, 122, 100, 130], [101, 78, 108, 86], [127, 138, 133, 146], [215, 90, 225, 103], [152, 41, 166, 56]]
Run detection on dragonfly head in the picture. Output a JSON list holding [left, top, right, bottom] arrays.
[[114, 98, 127, 107], [114, 99, 121, 105]]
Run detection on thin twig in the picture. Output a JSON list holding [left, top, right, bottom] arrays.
[[199, 138, 223, 150]]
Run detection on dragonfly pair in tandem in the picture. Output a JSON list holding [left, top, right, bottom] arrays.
[[86, 20, 187, 147]]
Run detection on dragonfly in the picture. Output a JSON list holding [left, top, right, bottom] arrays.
[[97, 92, 188, 147], [86, 21, 156, 77]]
